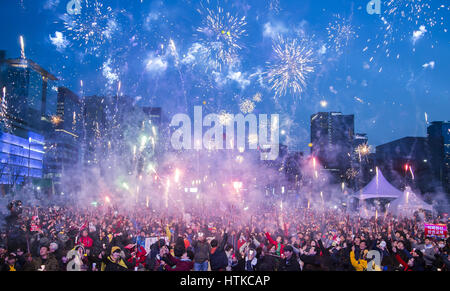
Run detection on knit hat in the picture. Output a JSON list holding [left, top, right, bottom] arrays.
[[49, 242, 58, 251], [111, 246, 121, 254]]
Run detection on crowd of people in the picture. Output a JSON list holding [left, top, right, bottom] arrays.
[[0, 200, 449, 271]]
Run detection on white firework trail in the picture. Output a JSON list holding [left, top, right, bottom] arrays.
[[264, 35, 316, 99], [169, 38, 188, 107]]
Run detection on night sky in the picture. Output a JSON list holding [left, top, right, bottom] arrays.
[[1, 0, 448, 152]]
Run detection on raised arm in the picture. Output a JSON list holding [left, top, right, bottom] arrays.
[[265, 232, 276, 246]]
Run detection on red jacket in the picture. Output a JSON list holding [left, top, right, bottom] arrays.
[[265, 232, 284, 255], [127, 246, 147, 267], [237, 238, 246, 251], [395, 254, 412, 271], [164, 253, 194, 271], [78, 236, 93, 248]]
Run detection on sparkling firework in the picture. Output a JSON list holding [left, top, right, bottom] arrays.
[[355, 143, 372, 162], [346, 168, 359, 180], [265, 35, 315, 99], [63, 0, 117, 54], [364, 1, 447, 61], [252, 92, 262, 103], [268, 0, 281, 14], [218, 110, 233, 126], [196, 1, 247, 71], [326, 14, 357, 54], [239, 99, 255, 114], [1, 87, 11, 131]]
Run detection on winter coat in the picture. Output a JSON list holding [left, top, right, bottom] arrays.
[[102, 255, 128, 271], [279, 255, 301, 271], [24, 254, 60, 271], [78, 236, 93, 248], [210, 232, 229, 271], [163, 253, 194, 271], [192, 240, 211, 263], [265, 232, 284, 256], [350, 250, 367, 271]]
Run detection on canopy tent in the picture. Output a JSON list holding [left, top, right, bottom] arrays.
[[386, 187, 433, 217], [352, 168, 403, 200]]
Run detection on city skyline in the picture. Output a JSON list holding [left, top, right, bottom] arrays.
[[0, 0, 448, 153]]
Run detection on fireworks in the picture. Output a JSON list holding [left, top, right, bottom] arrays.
[[218, 111, 233, 126], [239, 99, 255, 114], [346, 168, 359, 180], [355, 143, 372, 162], [63, 0, 117, 54], [364, 0, 447, 62], [326, 14, 357, 55], [196, 1, 247, 71], [20, 35, 26, 59], [268, 0, 281, 14], [51, 115, 63, 126], [265, 35, 315, 99], [1, 87, 11, 132], [252, 92, 262, 103]]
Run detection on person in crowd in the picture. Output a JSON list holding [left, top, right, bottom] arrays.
[[0, 203, 448, 272], [192, 232, 210, 271], [209, 228, 229, 271], [160, 248, 194, 271], [279, 245, 300, 271], [102, 246, 128, 271], [23, 245, 59, 271]]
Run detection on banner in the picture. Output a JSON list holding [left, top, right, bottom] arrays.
[[424, 223, 447, 238], [144, 236, 169, 254]]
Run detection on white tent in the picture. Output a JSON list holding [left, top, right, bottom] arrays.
[[353, 168, 403, 200], [387, 187, 433, 217]]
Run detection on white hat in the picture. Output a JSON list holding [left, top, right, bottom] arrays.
[[49, 242, 58, 251]]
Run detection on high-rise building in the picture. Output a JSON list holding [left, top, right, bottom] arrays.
[[427, 121, 450, 194], [0, 50, 58, 136], [376, 137, 433, 193], [0, 51, 58, 191], [43, 87, 82, 195], [310, 112, 354, 180]]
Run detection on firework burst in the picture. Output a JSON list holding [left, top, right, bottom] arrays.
[[326, 14, 357, 55], [252, 92, 262, 103], [218, 110, 233, 126], [63, 0, 118, 54], [239, 99, 255, 114], [355, 143, 372, 162], [363, 0, 447, 62], [265, 35, 315, 99], [195, 1, 247, 71]]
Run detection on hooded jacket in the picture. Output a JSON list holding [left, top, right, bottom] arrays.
[[350, 250, 367, 271]]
